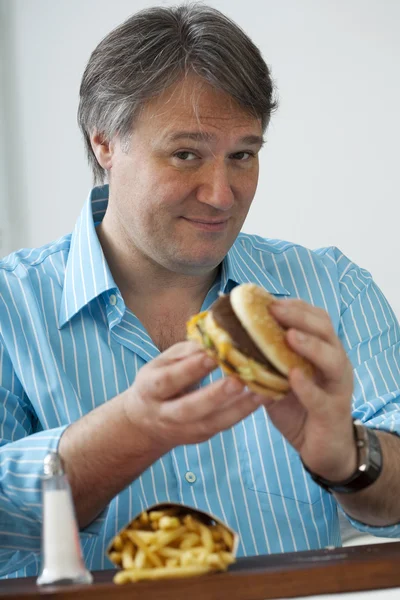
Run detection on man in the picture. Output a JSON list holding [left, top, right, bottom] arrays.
[[0, 4, 399, 578]]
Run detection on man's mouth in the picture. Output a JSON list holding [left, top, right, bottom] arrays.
[[182, 217, 229, 232]]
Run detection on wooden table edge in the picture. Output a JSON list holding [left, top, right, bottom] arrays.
[[2, 541, 400, 599]]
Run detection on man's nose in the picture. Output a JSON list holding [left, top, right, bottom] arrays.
[[196, 163, 234, 211]]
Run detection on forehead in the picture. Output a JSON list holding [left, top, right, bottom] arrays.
[[136, 74, 261, 137]]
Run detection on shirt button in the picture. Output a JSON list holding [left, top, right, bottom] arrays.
[[185, 471, 197, 484], [109, 294, 117, 306]]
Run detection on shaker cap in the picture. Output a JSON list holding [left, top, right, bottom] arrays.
[[43, 451, 65, 477]]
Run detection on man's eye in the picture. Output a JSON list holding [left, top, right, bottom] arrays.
[[174, 151, 198, 161], [232, 151, 253, 160]]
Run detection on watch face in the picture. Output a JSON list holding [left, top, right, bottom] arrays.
[[369, 447, 381, 466], [366, 426, 384, 473], [336, 424, 383, 493], [356, 423, 369, 471]]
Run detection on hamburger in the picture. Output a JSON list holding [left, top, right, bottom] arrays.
[[187, 283, 314, 400]]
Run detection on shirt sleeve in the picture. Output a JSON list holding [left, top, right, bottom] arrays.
[[331, 249, 400, 537], [0, 337, 99, 576]]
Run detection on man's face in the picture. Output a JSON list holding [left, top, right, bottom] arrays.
[[106, 75, 263, 276]]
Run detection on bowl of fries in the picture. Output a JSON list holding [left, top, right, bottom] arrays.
[[107, 503, 238, 584]]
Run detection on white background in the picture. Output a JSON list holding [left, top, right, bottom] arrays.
[[1, 0, 399, 317]]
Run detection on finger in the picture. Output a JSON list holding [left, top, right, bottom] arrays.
[[286, 329, 349, 382], [160, 376, 247, 423], [257, 395, 284, 410], [201, 391, 264, 435], [213, 388, 267, 412], [154, 341, 205, 365], [289, 367, 337, 419], [270, 300, 337, 345], [139, 351, 217, 400]]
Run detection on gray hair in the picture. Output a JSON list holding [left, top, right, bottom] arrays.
[[78, 3, 278, 185]]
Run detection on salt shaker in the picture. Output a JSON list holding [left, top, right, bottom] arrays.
[[36, 451, 93, 586]]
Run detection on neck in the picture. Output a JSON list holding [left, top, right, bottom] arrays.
[[97, 212, 219, 310]]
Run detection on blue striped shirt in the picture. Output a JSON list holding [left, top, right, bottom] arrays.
[[1, 185, 399, 578]]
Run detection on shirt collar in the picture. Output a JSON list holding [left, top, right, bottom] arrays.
[[59, 185, 116, 328], [59, 185, 290, 328], [220, 237, 290, 296]]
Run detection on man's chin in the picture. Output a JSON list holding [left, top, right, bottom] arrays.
[[159, 231, 237, 275], [165, 252, 225, 277]]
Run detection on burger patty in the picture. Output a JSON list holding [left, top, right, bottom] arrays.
[[211, 294, 281, 375]]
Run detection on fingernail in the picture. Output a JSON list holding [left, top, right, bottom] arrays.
[[250, 393, 265, 404], [272, 303, 287, 314], [203, 356, 216, 369], [295, 331, 307, 343], [225, 378, 244, 394], [244, 392, 260, 405]]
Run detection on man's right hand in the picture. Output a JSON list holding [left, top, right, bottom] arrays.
[[59, 341, 263, 529], [123, 341, 264, 450]]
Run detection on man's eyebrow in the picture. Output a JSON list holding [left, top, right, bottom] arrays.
[[239, 135, 265, 147], [164, 131, 265, 146], [166, 131, 215, 143]]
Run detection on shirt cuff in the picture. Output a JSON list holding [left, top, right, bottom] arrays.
[[340, 507, 400, 539]]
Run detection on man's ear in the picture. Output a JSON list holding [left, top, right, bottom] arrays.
[[90, 132, 114, 171]]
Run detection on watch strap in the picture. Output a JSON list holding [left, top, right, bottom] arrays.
[[302, 420, 383, 494]]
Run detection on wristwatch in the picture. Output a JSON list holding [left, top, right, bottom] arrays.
[[303, 420, 383, 494]]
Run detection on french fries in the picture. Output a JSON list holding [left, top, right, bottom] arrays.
[[108, 506, 236, 584]]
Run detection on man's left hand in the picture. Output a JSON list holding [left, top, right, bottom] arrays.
[[264, 299, 356, 482]]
